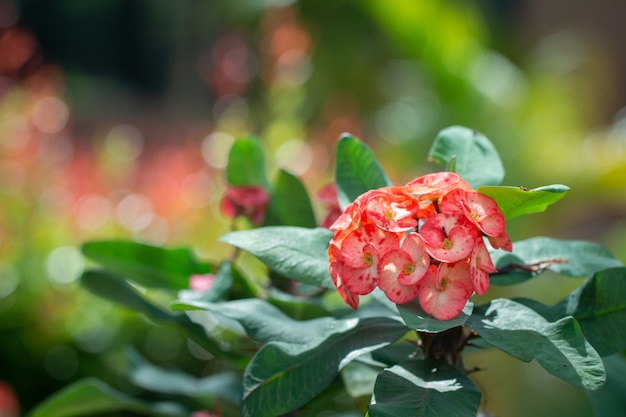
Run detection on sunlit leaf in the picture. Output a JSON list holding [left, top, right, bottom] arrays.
[[241, 317, 407, 417], [26, 378, 186, 417], [264, 169, 317, 228], [428, 126, 504, 188], [477, 184, 570, 220], [466, 298, 605, 390], [81, 240, 208, 290], [219, 226, 335, 289], [226, 135, 268, 187], [368, 359, 481, 417], [490, 237, 622, 285], [335, 134, 391, 209]]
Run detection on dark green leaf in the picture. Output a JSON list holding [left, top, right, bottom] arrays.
[[518, 267, 626, 356], [26, 378, 186, 417], [81, 240, 207, 290], [219, 226, 335, 289], [126, 349, 240, 406], [264, 169, 317, 228], [477, 184, 570, 220], [397, 299, 473, 332], [226, 136, 268, 187], [81, 269, 241, 361], [268, 288, 330, 320], [241, 317, 407, 417], [586, 355, 626, 416], [428, 126, 504, 188], [335, 134, 391, 209], [466, 298, 605, 390], [368, 359, 481, 417], [490, 237, 622, 285]]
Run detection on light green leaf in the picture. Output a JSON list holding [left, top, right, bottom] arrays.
[[81, 240, 208, 290], [490, 237, 622, 285], [26, 378, 186, 417], [428, 126, 504, 188], [241, 317, 408, 417], [368, 359, 481, 417], [466, 298, 605, 390], [219, 226, 335, 289], [264, 169, 317, 228], [397, 299, 473, 332], [172, 298, 337, 345], [226, 135, 268, 187], [477, 184, 570, 220], [335, 134, 391, 209]]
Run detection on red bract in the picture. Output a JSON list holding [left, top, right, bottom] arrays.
[[328, 171, 511, 318], [220, 184, 270, 225]]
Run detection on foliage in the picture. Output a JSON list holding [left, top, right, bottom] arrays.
[[28, 127, 626, 417]]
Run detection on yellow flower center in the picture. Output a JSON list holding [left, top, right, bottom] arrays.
[[403, 264, 415, 275], [363, 252, 374, 267], [442, 238, 454, 250], [438, 277, 449, 292]]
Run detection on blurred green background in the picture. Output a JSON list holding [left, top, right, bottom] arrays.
[[1, 0, 625, 416]]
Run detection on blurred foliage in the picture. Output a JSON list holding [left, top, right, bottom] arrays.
[[0, 0, 625, 416]]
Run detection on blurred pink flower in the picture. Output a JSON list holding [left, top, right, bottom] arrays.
[[220, 184, 270, 225], [189, 274, 216, 292]]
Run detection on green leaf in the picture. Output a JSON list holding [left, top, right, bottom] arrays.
[[268, 288, 330, 320], [126, 349, 240, 407], [466, 298, 605, 390], [219, 226, 335, 289], [81, 240, 208, 290], [335, 134, 391, 209], [490, 237, 622, 285], [264, 169, 317, 228], [586, 355, 626, 416], [428, 126, 504, 188], [368, 359, 481, 417], [518, 267, 626, 356], [226, 135, 268, 187], [477, 184, 570, 220], [81, 269, 241, 361], [397, 299, 473, 332], [172, 298, 338, 345], [26, 378, 186, 417], [241, 317, 408, 417]]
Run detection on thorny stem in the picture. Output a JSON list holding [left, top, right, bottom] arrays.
[[415, 326, 478, 371], [498, 257, 568, 274]]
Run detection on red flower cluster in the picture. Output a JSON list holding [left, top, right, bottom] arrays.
[[328, 172, 512, 320]]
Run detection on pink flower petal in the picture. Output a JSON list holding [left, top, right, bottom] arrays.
[[418, 262, 473, 320], [419, 213, 476, 263]]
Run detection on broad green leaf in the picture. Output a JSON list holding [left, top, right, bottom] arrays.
[[241, 317, 408, 417], [226, 136, 268, 187], [81, 240, 208, 290], [268, 288, 330, 320], [341, 361, 380, 399], [517, 267, 626, 356], [26, 378, 186, 417], [335, 134, 391, 209], [368, 359, 481, 417], [477, 184, 570, 220], [81, 269, 241, 361], [490, 237, 622, 285], [264, 169, 317, 228], [126, 349, 240, 407], [466, 298, 605, 390], [177, 260, 234, 304], [397, 299, 473, 333], [428, 126, 504, 188], [586, 355, 626, 416], [173, 298, 339, 345], [219, 226, 335, 289]]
